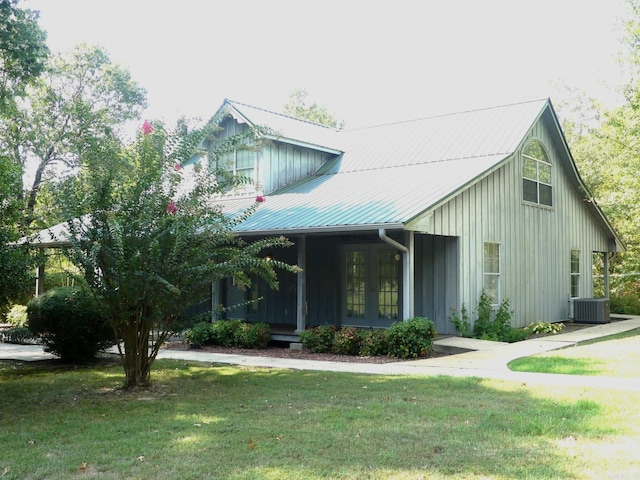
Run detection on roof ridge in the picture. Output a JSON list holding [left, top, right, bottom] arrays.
[[344, 98, 549, 131], [224, 98, 339, 131]]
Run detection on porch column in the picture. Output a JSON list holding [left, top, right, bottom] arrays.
[[35, 264, 45, 297], [404, 231, 415, 320], [295, 235, 307, 334], [211, 281, 220, 321], [603, 252, 610, 298]]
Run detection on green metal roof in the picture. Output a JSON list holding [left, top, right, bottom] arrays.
[[220, 99, 550, 234]]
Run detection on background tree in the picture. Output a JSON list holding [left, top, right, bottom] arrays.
[[0, 0, 48, 112], [0, 44, 146, 230], [62, 117, 299, 388], [283, 88, 344, 129], [559, 0, 640, 297], [0, 0, 48, 315]]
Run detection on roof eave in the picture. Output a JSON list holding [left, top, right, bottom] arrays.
[[233, 222, 405, 237]]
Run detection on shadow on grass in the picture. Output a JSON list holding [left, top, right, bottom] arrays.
[[0, 359, 633, 480]]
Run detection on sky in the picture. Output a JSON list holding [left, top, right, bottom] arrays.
[[24, 0, 630, 129]]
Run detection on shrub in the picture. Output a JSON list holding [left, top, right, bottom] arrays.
[[524, 321, 565, 335], [610, 294, 640, 315], [386, 317, 437, 359], [358, 329, 388, 357], [185, 321, 213, 347], [237, 322, 271, 349], [26, 287, 114, 363], [472, 293, 527, 343], [300, 324, 336, 353], [6, 304, 28, 327], [0, 326, 37, 344], [333, 326, 361, 355], [449, 304, 471, 337], [211, 319, 243, 347], [185, 320, 271, 349]]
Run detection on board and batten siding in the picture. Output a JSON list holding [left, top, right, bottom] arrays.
[[217, 117, 333, 195], [421, 118, 610, 328], [261, 143, 332, 194]]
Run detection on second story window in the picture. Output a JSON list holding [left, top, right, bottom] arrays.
[[220, 148, 256, 184], [522, 140, 552, 206]]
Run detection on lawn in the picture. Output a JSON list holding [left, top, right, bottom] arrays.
[[509, 328, 640, 377], [1, 357, 639, 479]]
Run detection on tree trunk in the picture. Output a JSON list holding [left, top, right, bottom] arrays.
[[24, 146, 54, 229], [120, 321, 152, 389]]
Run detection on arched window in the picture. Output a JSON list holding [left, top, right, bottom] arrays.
[[522, 140, 552, 206]]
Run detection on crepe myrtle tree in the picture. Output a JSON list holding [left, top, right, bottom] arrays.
[[62, 117, 299, 388]]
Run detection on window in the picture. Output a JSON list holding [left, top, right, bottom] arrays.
[[570, 250, 580, 298], [522, 140, 552, 206], [345, 250, 366, 319], [343, 246, 399, 327], [483, 243, 500, 305], [220, 148, 256, 183]]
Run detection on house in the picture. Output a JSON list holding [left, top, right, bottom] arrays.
[[204, 98, 623, 335]]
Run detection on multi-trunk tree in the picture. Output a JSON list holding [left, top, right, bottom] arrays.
[[62, 117, 299, 388]]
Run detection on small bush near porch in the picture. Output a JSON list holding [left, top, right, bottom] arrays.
[[185, 320, 271, 349], [300, 317, 437, 359]]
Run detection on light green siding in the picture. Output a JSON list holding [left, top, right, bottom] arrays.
[[421, 117, 610, 328]]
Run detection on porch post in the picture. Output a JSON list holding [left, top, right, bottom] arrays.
[[211, 281, 220, 321], [35, 264, 45, 297], [404, 231, 415, 320], [295, 235, 307, 334], [603, 252, 610, 298]]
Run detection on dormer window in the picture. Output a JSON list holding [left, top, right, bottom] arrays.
[[219, 148, 256, 184], [522, 140, 552, 206]]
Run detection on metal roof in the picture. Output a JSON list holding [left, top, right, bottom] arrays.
[[222, 99, 343, 153], [219, 99, 550, 234]]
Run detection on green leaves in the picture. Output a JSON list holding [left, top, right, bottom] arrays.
[[62, 116, 298, 387]]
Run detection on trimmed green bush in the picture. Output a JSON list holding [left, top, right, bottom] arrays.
[[386, 317, 437, 359], [184, 321, 213, 347], [212, 319, 243, 347], [237, 322, 271, 349], [26, 287, 114, 363], [299, 325, 336, 353], [358, 329, 388, 357], [333, 326, 361, 355], [185, 320, 271, 349]]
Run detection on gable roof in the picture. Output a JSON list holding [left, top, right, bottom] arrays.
[[26, 99, 623, 252], [218, 98, 623, 250], [219, 99, 343, 154]]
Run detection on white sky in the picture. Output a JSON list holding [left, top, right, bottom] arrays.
[[25, 0, 629, 128]]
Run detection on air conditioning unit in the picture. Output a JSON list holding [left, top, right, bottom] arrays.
[[572, 298, 610, 324]]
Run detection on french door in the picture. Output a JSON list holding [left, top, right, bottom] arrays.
[[342, 245, 400, 328]]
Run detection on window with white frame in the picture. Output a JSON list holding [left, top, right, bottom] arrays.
[[522, 140, 552, 206], [570, 250, 580, 298], [219, 148, 256, 184], [483, 242, 500, 305]]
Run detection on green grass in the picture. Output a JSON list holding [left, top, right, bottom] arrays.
[[509, 328, 640, 377], [1, 358, 639, 479]]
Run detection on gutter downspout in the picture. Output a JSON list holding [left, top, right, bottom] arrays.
[[378, 229, 414, 320]]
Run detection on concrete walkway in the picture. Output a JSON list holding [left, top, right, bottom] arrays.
[[2, 316, 639, 390]]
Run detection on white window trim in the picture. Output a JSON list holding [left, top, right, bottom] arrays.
[[483, 242, 501, 307], [522, 139, 553, 207]]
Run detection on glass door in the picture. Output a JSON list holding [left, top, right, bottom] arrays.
[[343, 245, 400, 328]]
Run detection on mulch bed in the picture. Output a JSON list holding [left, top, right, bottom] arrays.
[[163, 321, 598, 364]]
